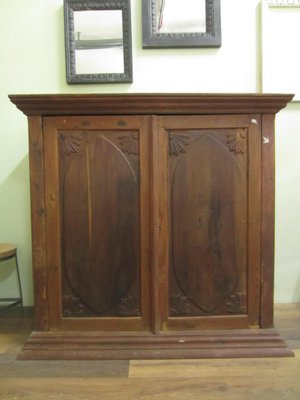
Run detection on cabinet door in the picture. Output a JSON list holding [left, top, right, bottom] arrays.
[[43, 116, 151, 331], [153, 115, 261, 332]]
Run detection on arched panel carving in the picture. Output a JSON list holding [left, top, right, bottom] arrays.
[[60, 133, 140, 316], [170, 131, 247, 315]]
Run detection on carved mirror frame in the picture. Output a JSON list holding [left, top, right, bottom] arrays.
[[64, 0, 133, 84], [142, 0, 221, 48]]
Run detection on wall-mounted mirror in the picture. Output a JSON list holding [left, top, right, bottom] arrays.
[[64, 0, 133, 83], [142, 0, 221, 48]]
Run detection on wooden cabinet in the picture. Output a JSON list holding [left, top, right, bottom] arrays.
[[10, 94, 294, 359]]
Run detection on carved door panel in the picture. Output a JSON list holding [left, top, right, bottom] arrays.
[[153, 115, 262, 331], [43, 116, 151, 331]]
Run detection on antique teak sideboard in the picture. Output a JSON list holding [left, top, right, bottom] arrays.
[[10, 93, 294, 360]]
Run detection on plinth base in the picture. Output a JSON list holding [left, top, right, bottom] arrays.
[[17, 329, 294, 360]]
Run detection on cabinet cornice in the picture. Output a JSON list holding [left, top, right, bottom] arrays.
[[9, 93, 294, 116]]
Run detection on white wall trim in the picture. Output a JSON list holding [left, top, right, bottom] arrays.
[[266, 0, 300, 7]]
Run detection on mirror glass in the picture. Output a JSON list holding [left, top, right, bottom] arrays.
[[155, 0, 206, 33], [142, 0, 221, 48], [64, 0, 133, 84], [74, 10, 124, 75]]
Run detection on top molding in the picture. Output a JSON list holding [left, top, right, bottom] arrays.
[[9, 93, 294, 117]]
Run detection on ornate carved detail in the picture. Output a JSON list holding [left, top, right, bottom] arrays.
[[170, 294, 192, 316], [226, 129, 247, 155], [118, 133, 139, 155], [68, 1, 127, 11], [66, 1, 132, 83], [169, 133, 189, 156], [226, 292, 247, 314], [63, 294, 85, 317], [117, 295, 140, 316], [61, 135, 82, 155], [151, 0, 215, 36]]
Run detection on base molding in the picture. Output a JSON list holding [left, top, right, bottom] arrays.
[[17, 329, 294, 360]]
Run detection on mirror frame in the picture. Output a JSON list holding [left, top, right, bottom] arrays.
[[142, 0, 221, 48], [64, 0, 133, 84]]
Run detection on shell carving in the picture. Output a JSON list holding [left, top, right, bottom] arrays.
[[63, 294, 85, 317], [226, 292, 247, 314], [61, 135, 82, 155], [226, 129, 247, 155], [118, 133, 139, 155], [117, 295, 140, 316], [170, 294, 191, 316], [169, 133, 189, 156]]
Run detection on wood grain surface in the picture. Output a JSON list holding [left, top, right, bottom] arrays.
[[0, 304, 299, 399], [8, 94, 293, 361]]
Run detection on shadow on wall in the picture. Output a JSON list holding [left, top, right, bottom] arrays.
[[0, 155, 33, 306], [294, 273, 300, 303]]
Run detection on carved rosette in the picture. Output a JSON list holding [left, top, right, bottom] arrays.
[[170, 294, 192, 316], [118, 133, 139, 155], [117, 295, 140, 317], [63, 294, 85, 317], [61, 135, 82, 155], [226, 129, 247, 155], [226, 292, 247, 314], [169, 133, 189, 156]]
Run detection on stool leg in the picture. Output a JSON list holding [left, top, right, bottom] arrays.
[[14, 252, 23, 307]]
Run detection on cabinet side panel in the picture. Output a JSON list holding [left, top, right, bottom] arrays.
[[247, 115, 262, 326], [261, 114, 275, 328], [28, 116, 49, 331]]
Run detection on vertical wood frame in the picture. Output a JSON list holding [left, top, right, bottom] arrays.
[[28, 117, 49, 331], [43, 118, 62, 330], [260, 114, 276, 328], [247, 115, 262, 326], [151, 116, 169, 332]]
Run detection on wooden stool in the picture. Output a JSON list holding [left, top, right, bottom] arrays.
[[0, 243, 23, 312]]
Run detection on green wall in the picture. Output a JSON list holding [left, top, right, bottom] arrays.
[[0, 0, 299, 305]]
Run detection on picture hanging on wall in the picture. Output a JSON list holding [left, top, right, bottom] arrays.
[[261, 0, 300, 101], [142, 0, 221, 48], [64, 0, 133, 84]]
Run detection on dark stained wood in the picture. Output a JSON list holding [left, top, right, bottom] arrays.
[[9, 93, 294, 116], [27, 116, 49, 331], [151, 116, 169, 333], [169, 126, 247, 317], [17, 329, 293, 360], [247, 115, 262, 326], [9, 94, 293, 360], [42, 116, 151, 332], [139, 116, 152, 331], [155, 115, 262, 332], [60, 130, 140, 317], [260, 114, 276, 328], [1, 304, 300, 400]]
